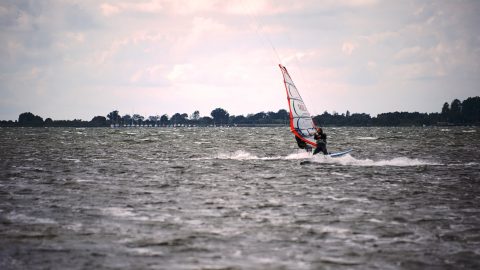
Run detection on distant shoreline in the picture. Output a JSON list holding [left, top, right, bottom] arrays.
[[1, 96, 479, 128], [1, 123, 478, 128]]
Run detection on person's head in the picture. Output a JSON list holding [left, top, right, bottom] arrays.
[[316, 127, 323, 133]]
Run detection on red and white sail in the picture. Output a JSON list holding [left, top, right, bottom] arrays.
[[279, 64, 317, 147]]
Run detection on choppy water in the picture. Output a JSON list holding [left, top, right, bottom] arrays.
[[1, 126, 479, 269]]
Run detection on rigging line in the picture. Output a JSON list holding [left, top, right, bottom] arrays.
[[271, 7, 315, 118], [241, 0, 282, 66]]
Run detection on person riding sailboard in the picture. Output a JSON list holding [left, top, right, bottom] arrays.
[[279, 64, 350, 157]]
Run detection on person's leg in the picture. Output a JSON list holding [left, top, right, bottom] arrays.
[[315, 142, 328, 155], [313, 141, 325, 155], [322, 145, 328, 155]]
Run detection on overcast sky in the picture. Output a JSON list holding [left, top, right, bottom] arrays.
[[1, 0, 479, 121]]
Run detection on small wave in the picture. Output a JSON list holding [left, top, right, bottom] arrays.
[[331, 172, 353, 177], [63, 158, 81, 163], [217, 150, 319, 160], [464, 162, 479, 166], [102, 207, 149, 221], [462, 130, 476, 133], [7, 213, 57, 224], [311, 155, 440, 167], [215, 150, 280, 160], [102, 207, 136, 218], [317, 225, 352, 237], [285, 152, 311, 159], [356, 136, 379, 140]]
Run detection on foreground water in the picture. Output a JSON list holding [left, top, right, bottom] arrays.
[[0, 127, 479, 269]]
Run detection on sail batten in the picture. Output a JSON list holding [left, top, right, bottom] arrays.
[[279, 64, 317, 147]]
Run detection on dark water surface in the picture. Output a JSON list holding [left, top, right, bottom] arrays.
[[1, 127, 479, 269]]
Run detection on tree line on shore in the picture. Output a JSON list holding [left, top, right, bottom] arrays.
[[1, 96, 479, 127]]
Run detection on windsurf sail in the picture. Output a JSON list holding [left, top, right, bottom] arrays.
[[279, 64, 317, 147]]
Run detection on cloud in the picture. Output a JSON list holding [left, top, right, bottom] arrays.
[[100, 3, 121, 16], [97, 0, 378, 18], [99, 1, 163, 16], [341, 42, 357, 55], [96, 38, 130, 65], [336, 0, 379, 7], [164, 0, 287, 16], [360, 31, 398, 46], [130, 65, 168, 84], [167, 64, 194, 82], [106, 1, 163, 15], [63, 4, 99, 30], [394, 46, 423, 61], [191, 16, 228, 38]]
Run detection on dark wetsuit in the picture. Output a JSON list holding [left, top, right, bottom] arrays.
[[313, 132, 328, 155]]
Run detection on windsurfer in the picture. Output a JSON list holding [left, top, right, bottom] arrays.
[[313, 127, 328, 155]]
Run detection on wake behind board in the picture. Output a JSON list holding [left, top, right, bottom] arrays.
[[328, 149, 353, 158], [299, 149, 353, 165]]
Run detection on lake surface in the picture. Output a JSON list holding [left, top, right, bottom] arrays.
[[1, 126, 479, 269]]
